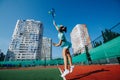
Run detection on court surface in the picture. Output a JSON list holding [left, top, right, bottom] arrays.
[[0, 65, 120, 80], [59, 64, 120, 80]]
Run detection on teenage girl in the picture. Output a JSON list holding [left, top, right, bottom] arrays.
[[52, 20, 74, 77]]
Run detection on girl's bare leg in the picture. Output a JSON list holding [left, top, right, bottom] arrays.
[[62, 48, 68, 70], [61, 48, 69, 77], [66, 49, 72, 67], [66, 49, 74, 73]]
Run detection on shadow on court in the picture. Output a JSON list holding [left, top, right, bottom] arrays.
[[59, 65, 120, 80], [68, 69, 109, 80]]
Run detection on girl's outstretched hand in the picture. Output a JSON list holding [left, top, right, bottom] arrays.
[[53, 20, 56, 26]]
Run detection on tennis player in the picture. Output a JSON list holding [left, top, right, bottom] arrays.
[[52, 20, 74, 77]]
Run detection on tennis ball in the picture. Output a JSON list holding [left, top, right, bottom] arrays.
[[48, 11, 51, 14]]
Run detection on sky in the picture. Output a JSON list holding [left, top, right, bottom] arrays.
[[0, 0, 120, 58]]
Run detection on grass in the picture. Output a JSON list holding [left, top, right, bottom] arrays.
[[0, 68, 63, 80]]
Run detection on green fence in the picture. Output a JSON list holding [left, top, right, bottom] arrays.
[[90, 36, 120, 60], [0, 37, 120, 67], [72, 36, 120, 64], [72, 53, 87, 64], [0, 59, 64, 67]]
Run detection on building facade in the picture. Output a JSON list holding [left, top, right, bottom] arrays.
[[41, 37, 52, 60], [5, 19, 43, 61], [70, 24, 92, 54]]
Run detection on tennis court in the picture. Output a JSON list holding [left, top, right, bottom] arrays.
[[0, 64, 120, 80], [59, 64, 120, 80], [0, 66, 63, 80]]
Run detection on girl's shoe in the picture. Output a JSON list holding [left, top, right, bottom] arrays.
[[61, 69, 69, 77], [70, 65, 74, 73]]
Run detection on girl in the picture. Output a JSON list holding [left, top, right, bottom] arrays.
[[52, 20, 74, 77]]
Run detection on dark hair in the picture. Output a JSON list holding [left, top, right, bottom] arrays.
[[59, 26, 67, 33]]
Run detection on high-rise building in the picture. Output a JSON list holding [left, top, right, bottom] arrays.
[[5, 19, 43, 61], [0, 49, 1, 54], [70, 24, 92, 54], [41, 37, 52, 60]]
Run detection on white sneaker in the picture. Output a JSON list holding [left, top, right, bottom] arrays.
[[70, 65, 74, 73], [61, 69, 69, 77]]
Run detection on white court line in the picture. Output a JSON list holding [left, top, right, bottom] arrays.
[[58, 68, 66, 80]]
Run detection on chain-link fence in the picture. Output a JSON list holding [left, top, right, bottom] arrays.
[[0, 57, 64, 68], [0, 23, 120, 68], [73, 22, 120, 65]]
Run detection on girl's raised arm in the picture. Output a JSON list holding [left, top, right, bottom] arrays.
[[53, 20, 59, 31]]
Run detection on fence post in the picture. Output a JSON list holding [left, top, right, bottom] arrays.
[[117, 57, 120, 64], [85, 45, 92, 65]]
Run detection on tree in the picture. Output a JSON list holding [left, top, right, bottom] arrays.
[[102, 29, 120, 43], [0, 52, 5, 61], [93, 41, 102, 48]]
